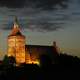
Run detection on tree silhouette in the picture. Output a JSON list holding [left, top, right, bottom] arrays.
[[8, 56, 16, 66], [3, 55, 9, 65], [3, 55, 16, 66]]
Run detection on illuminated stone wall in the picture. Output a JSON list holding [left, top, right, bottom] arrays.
[[8, 36, 26, 64]]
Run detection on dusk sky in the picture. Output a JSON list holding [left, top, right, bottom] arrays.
[[0, 0, 80, 59]]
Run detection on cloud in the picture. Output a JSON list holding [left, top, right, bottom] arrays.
[[0, 4, 70, 32], [0, 0, 76, 32], [19, 20, 64, 32], [0, 0, 26, 8], [0, 10, 67, 32], [0, 0, 68, 9]]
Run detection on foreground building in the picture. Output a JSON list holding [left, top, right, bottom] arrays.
[[7, 17, 59, 65]]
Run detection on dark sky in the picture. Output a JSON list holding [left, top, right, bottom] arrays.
[[0, 0, 68, 9], [0, 0, 69, 32]]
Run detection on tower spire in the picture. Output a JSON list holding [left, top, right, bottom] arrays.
[[13, 16, 19, 28]]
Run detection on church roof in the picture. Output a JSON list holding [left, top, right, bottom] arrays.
[[25, 44, 59, 55], [25, 45, 52, 48], [8, 17, 25, 38]]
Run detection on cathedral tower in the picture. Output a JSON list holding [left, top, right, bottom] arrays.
[[7, 17, 26, 64]]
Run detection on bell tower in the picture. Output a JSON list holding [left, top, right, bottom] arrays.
[[7, 17, 26, 64]]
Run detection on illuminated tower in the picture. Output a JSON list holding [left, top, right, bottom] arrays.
[[7, 17, 26, 64]]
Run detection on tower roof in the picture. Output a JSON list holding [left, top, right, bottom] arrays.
[[8, 17, 25, 38]]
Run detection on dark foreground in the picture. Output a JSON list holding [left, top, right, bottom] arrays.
[[0, 64, 80, 80], [0, 53, 80, 80]]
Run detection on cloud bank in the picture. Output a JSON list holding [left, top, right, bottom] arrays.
[[0, 7, 68, 32], [0, 0, 68, 9], [1, 0, 80, 32]]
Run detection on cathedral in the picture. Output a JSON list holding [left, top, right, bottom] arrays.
[[7, 17, 59, 65]]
